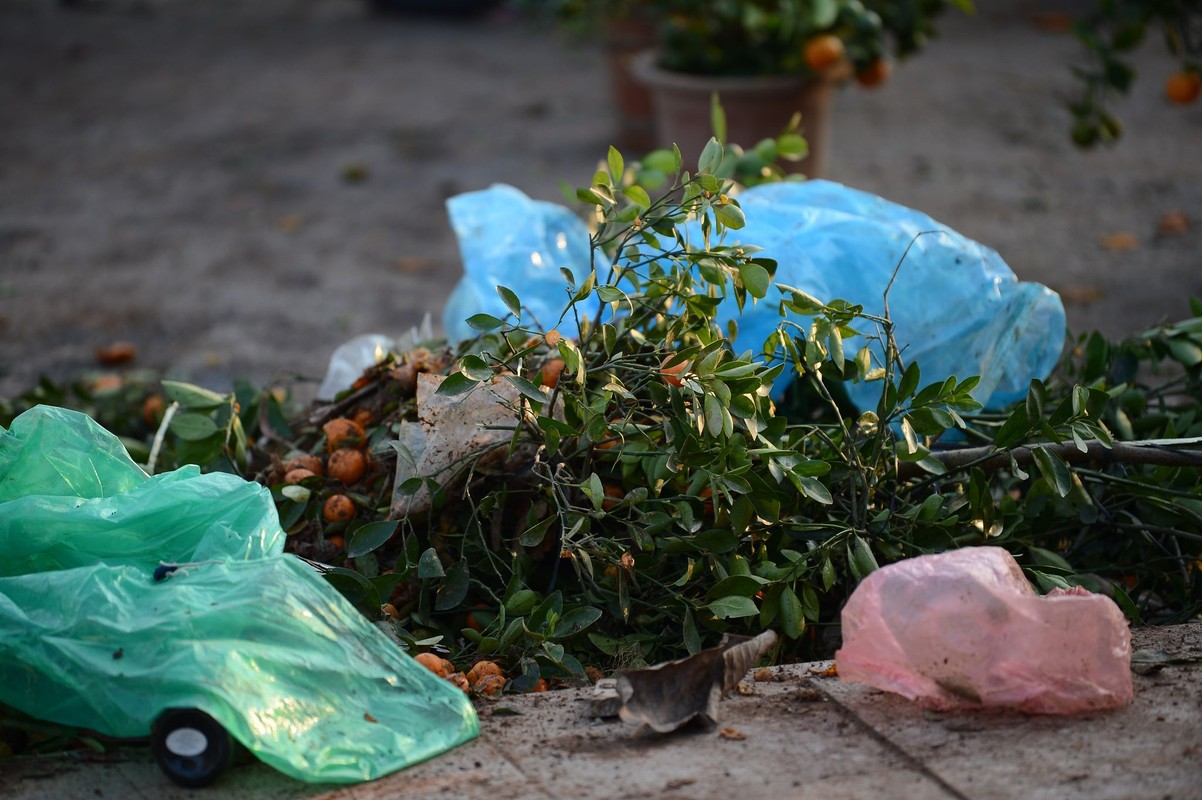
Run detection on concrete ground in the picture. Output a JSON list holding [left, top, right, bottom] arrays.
[[1, 0, 1200, 401], [2, 3, 1200, 798], [3, 622, 1199, 800]]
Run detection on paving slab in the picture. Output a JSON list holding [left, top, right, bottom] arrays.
[[4, 623, 1198, 800]]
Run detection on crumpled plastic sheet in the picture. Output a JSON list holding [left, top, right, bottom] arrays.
[[442, 183, 593, 345], [0, 405, 477, 784], [835, 547, 1133, 714], [440, 181, 1065, 411], [391, 373, 537, 518]]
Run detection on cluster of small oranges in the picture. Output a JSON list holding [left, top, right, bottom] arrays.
[[802, 33, 891, 88], [278, 414, 375, 550], [412, 654, 547, 698]]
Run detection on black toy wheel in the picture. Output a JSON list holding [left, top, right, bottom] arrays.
[[150, 708, 235, 788]]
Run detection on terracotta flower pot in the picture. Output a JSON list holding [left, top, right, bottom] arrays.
[[631, 51, 833, 178], [604, 19, 658, 152]]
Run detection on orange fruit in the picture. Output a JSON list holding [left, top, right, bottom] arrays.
[[415, 652, 454, 678], [803, 34, 845, 72], [322, 417, 366, 453], [327, 448, 367, 485], [142, 394, 165, 426], [699, 486, 715, 516], [326, 534, 345, 550], [284, 454, 324, 476], [322, 493, 355, 523], [473, 673, 506, 697], [530, 678, 549, 693], [544, 329, 562, 347], [1166, 70, 1201, 105], [856, 58, 891, 88], [352, 407, 374, 429], [448, 672, 471, 693], [90, 374, 123, 393], [95, 341, 137, 366], [381, 603, 399, 619], [602, 484, 625, 511], [540, 357, 566, 389], [466, 660, 504, 688], [659, 355, 688, 387], [283, 468, 317, 484]]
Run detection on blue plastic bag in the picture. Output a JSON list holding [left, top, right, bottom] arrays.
[[440, 181, 1065, 411], [715, 181, 1065, 410], [442, 184, 593, 344]]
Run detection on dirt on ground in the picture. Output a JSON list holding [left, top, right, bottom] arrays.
[[1, 0, 1199, 401]]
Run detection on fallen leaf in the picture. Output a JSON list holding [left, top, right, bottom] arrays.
[[363, 712, 378, 723], [1101, 232, 1138, 251], [396, 256, 437, 272], [277, 214, 303, 232], [1057, 285, 1105, 304], [1029, 11, 1072, 32], [1157, 211, 1189, 236], [95, 341, 137, 366], [615, 630, 777, 733], [718, 726, 746, 741]]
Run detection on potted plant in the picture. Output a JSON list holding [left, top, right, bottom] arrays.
[[618, 0, 973, 176]]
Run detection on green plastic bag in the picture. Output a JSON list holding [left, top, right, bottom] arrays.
[[0, 405, 478, 783]]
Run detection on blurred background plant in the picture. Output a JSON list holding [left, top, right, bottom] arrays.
[[1069, 0, 1201, 146], [533, 0, 973, 82]]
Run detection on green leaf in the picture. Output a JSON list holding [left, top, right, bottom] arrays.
[[169, 412, 218, 441], [811, 0, 839, 28], [323, 567, 381, 616], [1026, 379, 1046, 423], [779, 586, 804, 639], [162, 380, 228, 411], [714, 202, 746, 230], [347, 520, 399, 558], [1032, 445, 1072, 498], [1166, 338, 1202, 367], [458, 354, 494, 382], [737, 261, 770, 298], [848, 536, 879, 581], [798, 476, 832, 505], [706, 595, 759, 620], [518, 516, 556, 548], [709, 93, 727, 143], [776, 133, 807, 159], [706, 575, 768, 599], [465, 313, 505, 331], [994, 405, 1032, 448], [503, 375, 548, 405], [683, 607, 701, 655], [698, 137, 723, 173], [607, 145, 624, 183], [435, 560, 470, 611], [496, 285, 522, 318], [435, 371, 478, 396], [898, 361, 920, 400], [553, 606, 603, 638], [505, 589, 541, 616], [417, 547, 445, 579], [622, 185, 651, 210], [704, 393, 724, 436]]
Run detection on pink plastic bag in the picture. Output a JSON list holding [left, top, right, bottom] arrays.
[[835, 547, 1132, 714]]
